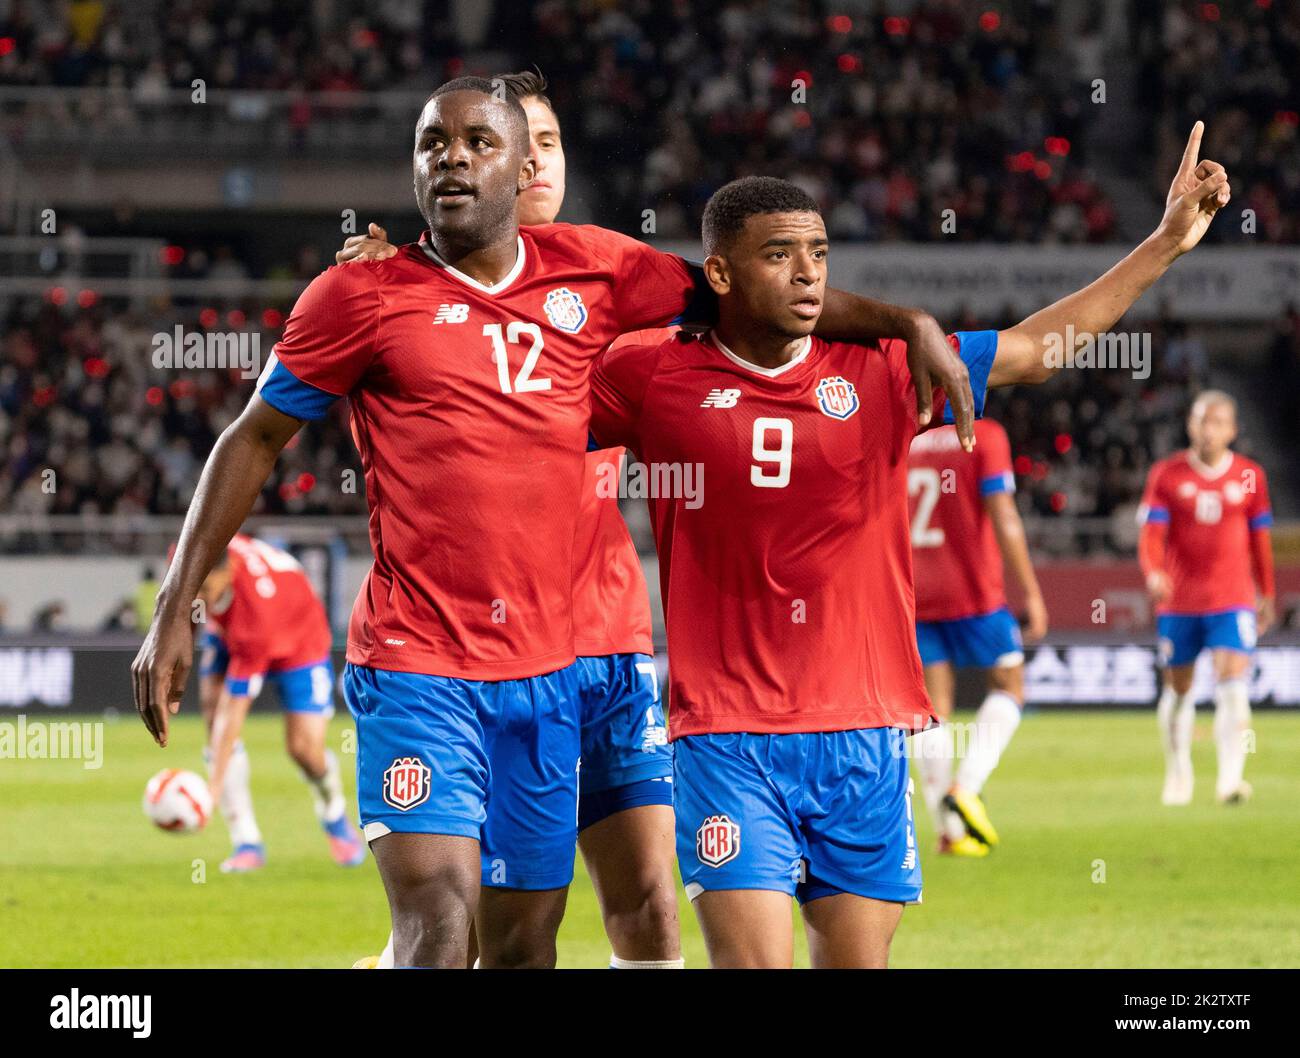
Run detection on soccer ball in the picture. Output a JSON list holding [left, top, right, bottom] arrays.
[[142, 769, 213, 833]]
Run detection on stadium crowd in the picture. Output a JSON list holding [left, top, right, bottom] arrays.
[[3, 2, 1295, 243], [1135, 0, 1300, 245], [0, 295, 360, 531], [1, 1, 1294, 552]]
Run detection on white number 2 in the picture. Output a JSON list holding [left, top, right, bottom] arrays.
[[483, 322, 551, 394], [907, 467, 945, 548], [751, 417, 792, 488]]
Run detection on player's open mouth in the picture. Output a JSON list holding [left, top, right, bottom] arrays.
[[790, 298, 821, 318], [433, 180, 475, 204]]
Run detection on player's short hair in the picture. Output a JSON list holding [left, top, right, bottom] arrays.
[[1190, 389, 1237, 420], [496, 69, 554, 114], [422, 76, 530, 153], [702, 176, 821, 255]]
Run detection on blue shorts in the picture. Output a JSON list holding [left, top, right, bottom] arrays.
[[343, 661, 582, 891], [916, 607, 1024, 669], [674, 728, 922, 906], [199, 631, 333, 714], [575, 653, 674, 831], [1157, 608, 1257, 668]]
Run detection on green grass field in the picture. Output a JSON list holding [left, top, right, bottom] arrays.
[[2, 708, 1297, 968]]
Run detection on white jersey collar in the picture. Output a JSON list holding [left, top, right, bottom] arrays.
[[1187, 448, 1234, 480], [708, 331, 813, 378], [421, 235, 526, 295]]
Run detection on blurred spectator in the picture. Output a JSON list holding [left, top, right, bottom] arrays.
[[101, 597, 137, 632], [32, 601, 67, 632]]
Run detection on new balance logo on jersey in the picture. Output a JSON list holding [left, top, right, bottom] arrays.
[[432, 304, 469, 324], [696, 814, 741, 867], [700, 388, 741, 408]]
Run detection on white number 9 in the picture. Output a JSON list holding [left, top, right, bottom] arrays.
[[751, 417, 792, 488]]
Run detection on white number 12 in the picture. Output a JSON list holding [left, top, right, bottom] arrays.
[[483, 322, 551, 394]]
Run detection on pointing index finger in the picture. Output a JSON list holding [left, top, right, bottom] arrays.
[[1177, 121, 1204, 183]]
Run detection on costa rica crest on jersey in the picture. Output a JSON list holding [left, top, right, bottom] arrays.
[[543, 287, 588, 333], [382, 756, 431, 811], [696, 814, 741, 867], [816, 375, 859, 420]]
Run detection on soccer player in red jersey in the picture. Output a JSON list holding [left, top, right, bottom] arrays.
[[590, 123, 1230, 966], [340, 73, 682, 969], [908, 418, 1048, 855], [193, 534, 365, 871], [133, 78, 977, 968], [1138, 391, 1274, 805]]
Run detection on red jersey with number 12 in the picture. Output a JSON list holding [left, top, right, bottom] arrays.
[[259, 225, 694, 679]]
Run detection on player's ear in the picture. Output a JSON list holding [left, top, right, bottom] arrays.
[[518, 156, 537, 194], [703, 253, 730, 296]]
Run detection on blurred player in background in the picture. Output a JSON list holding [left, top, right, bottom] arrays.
[[907, 418, 1047, 856], [194, 534, 365, 871], [1138, 391, 1275, 806], [340, 72, 680, 970]]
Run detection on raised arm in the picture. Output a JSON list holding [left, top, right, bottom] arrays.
[[132, 396, 303, 747], [991, 122, 1229, 389]]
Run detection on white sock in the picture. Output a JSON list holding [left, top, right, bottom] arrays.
[[910, 725, 953, 826], [302, 749, 346, 824], [1156, 685, 1195, 782], [609, 954, 685, 969], [377, 932, 394, 969], [205, 740, 262, 847], [954, 690, 1021, 796], [1213, 679, 1251, 796]]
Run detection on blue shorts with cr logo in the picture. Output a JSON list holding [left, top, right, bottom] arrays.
[[198, 630, 333, 714], [1157, 608, 1257, 668], [343, 661, 582, 891], [915, 606, 1024, 670], [674, 727, 922, 906]]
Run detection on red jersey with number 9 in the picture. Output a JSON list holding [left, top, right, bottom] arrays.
[[589, 328, 997, 738]]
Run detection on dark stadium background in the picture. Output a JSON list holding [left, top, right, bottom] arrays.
[[1, 0, 1298, 713]]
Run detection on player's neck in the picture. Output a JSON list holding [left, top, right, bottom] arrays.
[[1188, 446, 1232, 474], [427, 228, 521, 287], [712, 321, 808, 371]]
